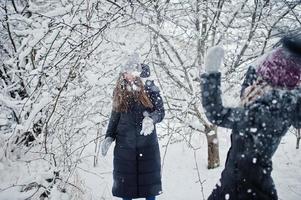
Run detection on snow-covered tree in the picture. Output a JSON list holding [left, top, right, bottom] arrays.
[[0, 0, 300, 199]]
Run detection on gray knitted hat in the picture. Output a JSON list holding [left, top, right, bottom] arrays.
[[120, 53, 141, 75], [120, 53, 150, 78]]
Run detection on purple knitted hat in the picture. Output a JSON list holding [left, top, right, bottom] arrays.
[[256, 47, 301, 89]]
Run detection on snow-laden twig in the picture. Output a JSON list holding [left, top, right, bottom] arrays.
[[193, 149, 206, 200]]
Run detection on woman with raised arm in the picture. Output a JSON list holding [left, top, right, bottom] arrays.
[[200, 36, 301, 200]]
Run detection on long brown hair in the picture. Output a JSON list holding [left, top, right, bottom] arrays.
[[240, 78, 272, 106], [113, 74, 153, 112]]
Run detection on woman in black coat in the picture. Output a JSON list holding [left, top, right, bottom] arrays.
[[201, 36, 301, 200], [101, 62, 165, 200]]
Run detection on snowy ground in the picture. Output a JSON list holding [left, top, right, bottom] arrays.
[[0, 127, 300, 200], [79, 127, 301, 200]]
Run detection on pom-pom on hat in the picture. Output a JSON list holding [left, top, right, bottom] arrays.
[[282, 34, 301, 57], [256, 35, 301, 89]]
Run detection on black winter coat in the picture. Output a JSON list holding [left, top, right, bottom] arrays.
[[105, 80, 165, 199], [201, 71, 301, 200]]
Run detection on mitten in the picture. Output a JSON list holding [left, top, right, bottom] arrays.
[[101, 137, 114, 156], [140, 116, 154, 136], [204, 46, 225, 73]]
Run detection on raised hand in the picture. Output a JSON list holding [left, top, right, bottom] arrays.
[[204, 46, 225, 73]]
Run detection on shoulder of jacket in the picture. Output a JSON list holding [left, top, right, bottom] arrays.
[[246, 65, 257, 75]]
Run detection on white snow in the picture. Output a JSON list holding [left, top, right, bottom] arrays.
[[85, 71, 99, 86], [0, 118, 8, 126], [213, 138, 219, 144], [207, 131, 217, 136], [1, 2, 301, 200], [0, 186, 36, 200], [64, 127, 301, 200], [23, 93, 52, 133], [44, 5, 72, 17]]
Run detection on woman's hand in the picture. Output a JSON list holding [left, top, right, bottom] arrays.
[[204, 46, 225, 73], [101, 137, 114, 156], [140, 116, 154, 136]]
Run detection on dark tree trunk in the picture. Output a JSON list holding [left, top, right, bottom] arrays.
[[206, 126, 220, 169]]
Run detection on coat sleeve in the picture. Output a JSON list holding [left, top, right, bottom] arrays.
[[105, 110, 121, 139], [145, 80, 165, 124], [201, 72, 243, 129], [240, 66, 257, 98]]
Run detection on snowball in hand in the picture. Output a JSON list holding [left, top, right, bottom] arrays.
[[140, 116, 154, 136], [204, 46, 225, 73]]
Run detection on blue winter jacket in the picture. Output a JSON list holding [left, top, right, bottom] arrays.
[[201, 71, 301, 200], [105, 80, 165, 199]]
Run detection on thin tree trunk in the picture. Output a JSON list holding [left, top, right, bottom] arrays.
[[196, 0, 220, 169], [93, 126, 101, 167], [206, 126, 220, 169]]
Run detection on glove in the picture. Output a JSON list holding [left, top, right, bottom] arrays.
[[204, 46, 225, 73], [101, 137, 114, 156], [140, 116, 154, 136]]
